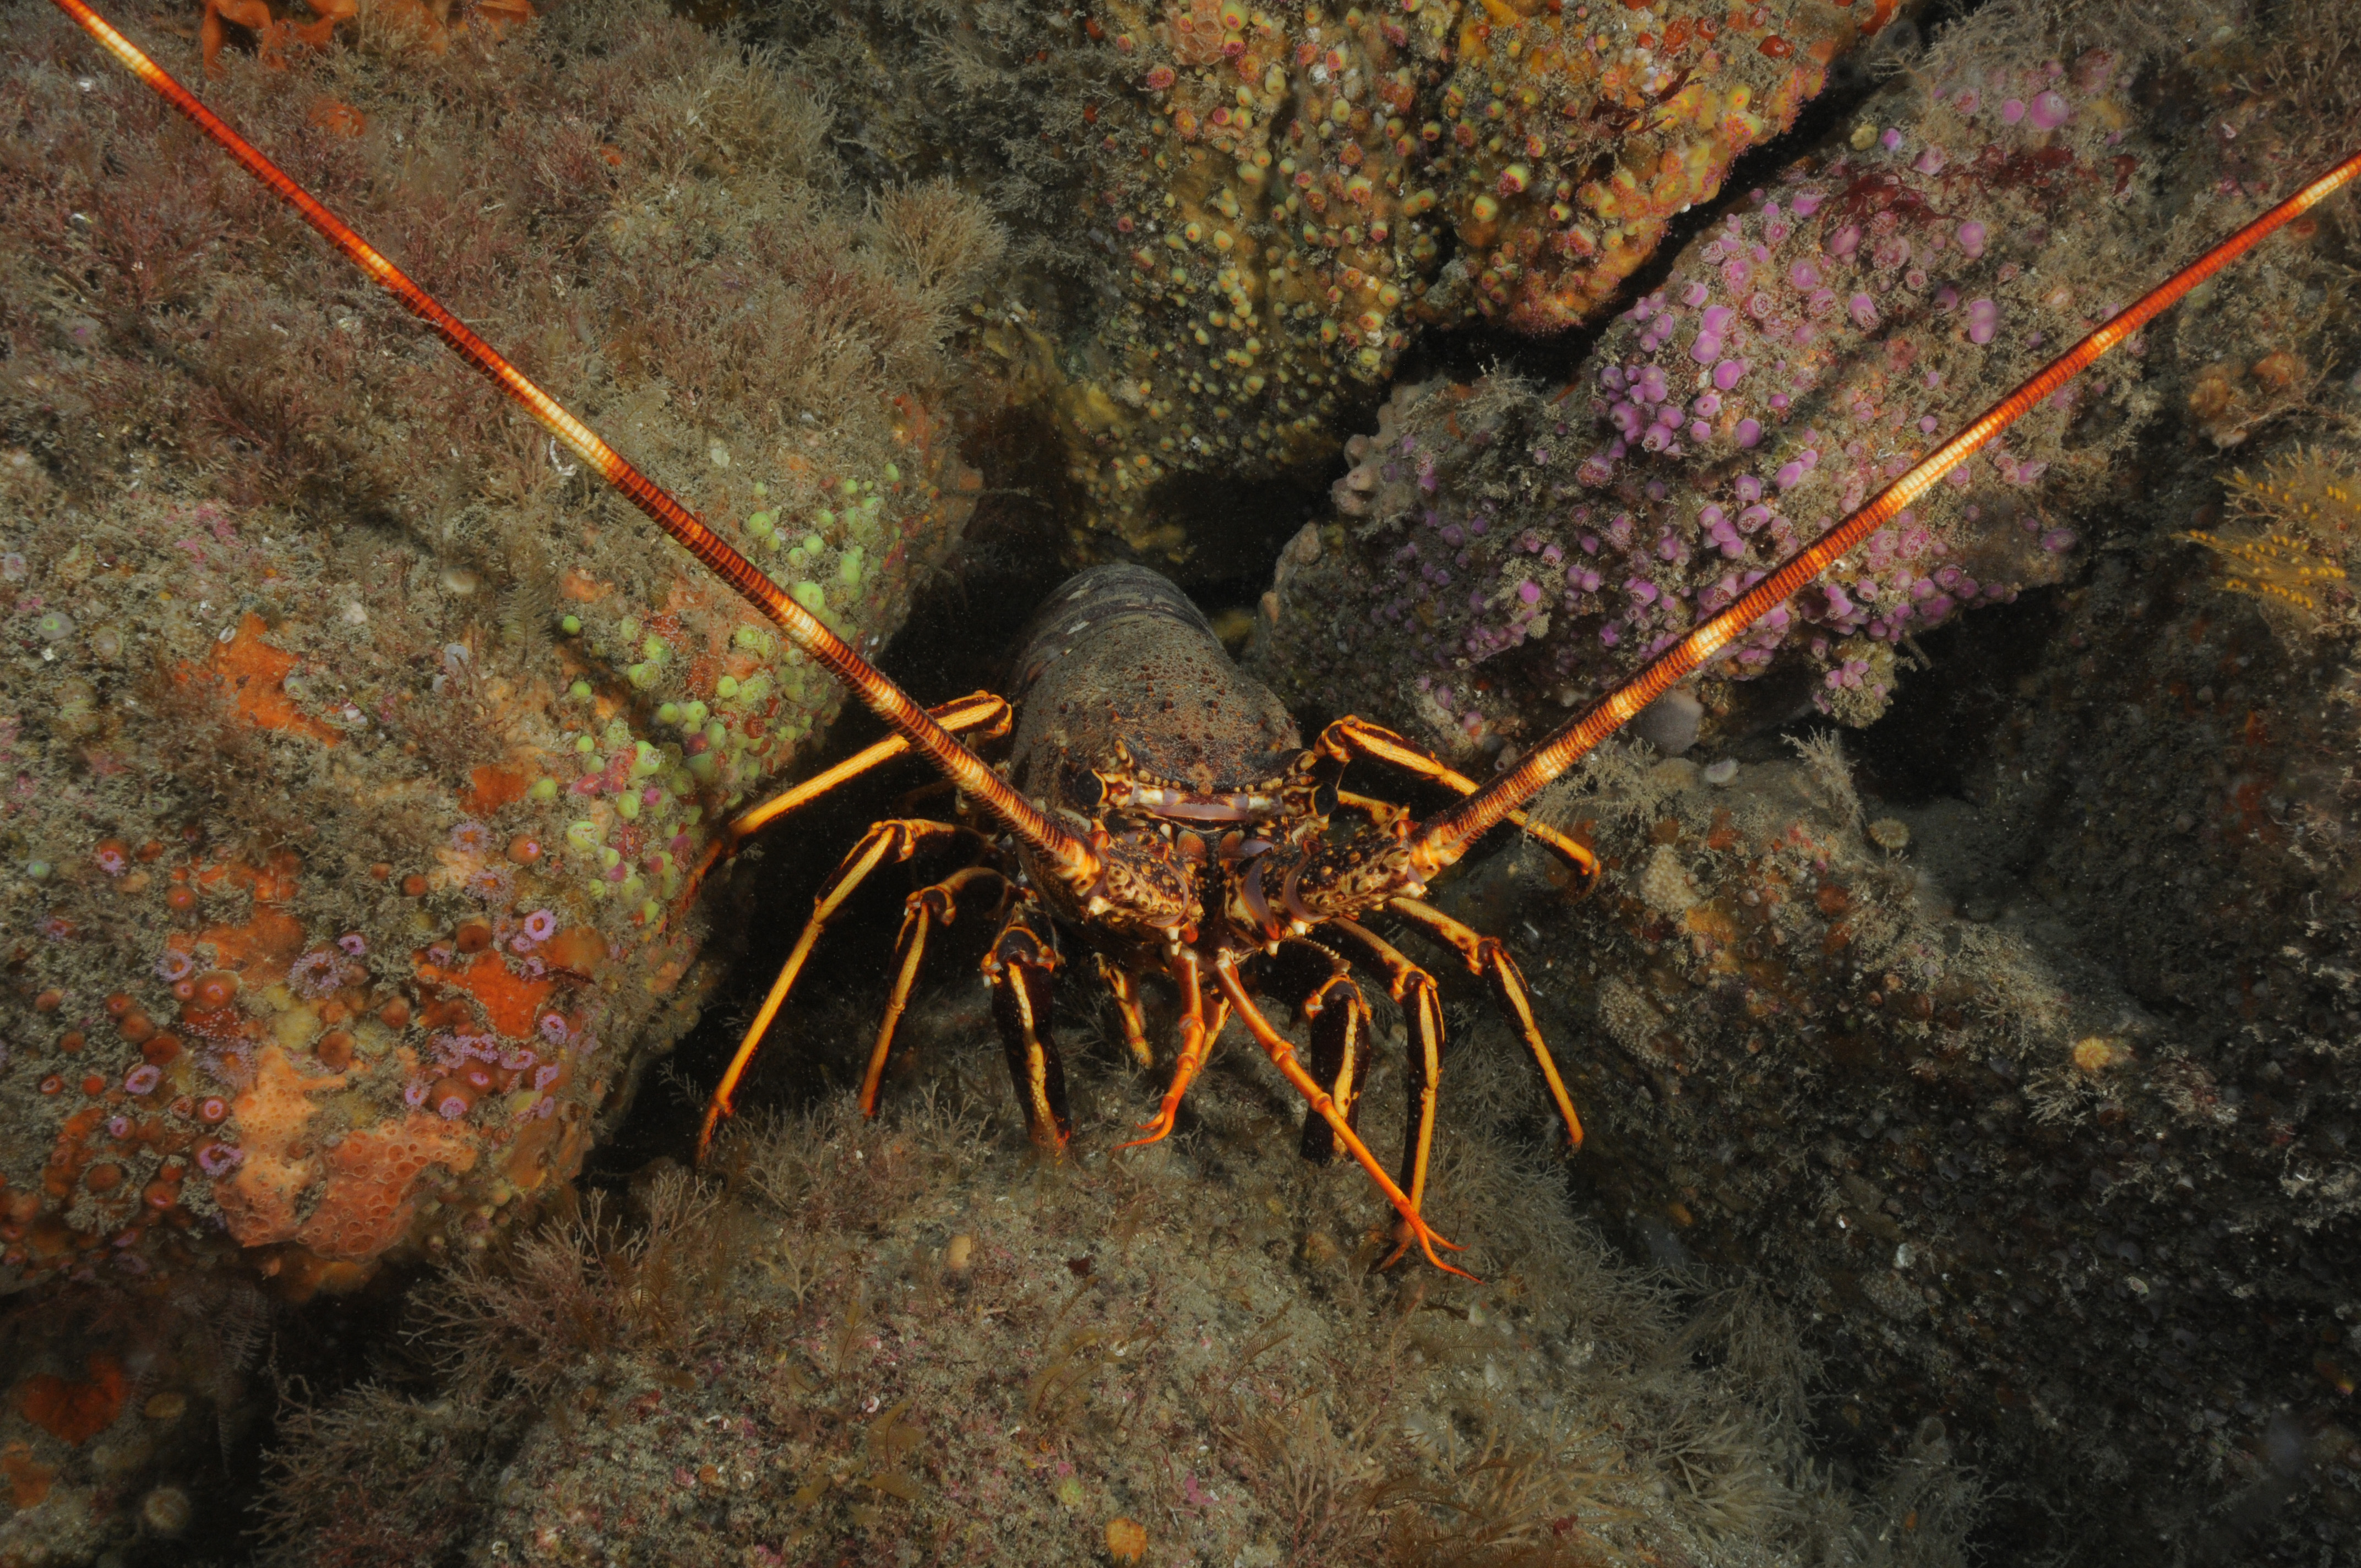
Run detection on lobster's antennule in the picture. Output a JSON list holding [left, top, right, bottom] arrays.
[[49, 0, 1101, 889], [1408, 146, 2361, 883]]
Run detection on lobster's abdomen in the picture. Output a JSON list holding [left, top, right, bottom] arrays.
[[1008, 565, 1301, 811]]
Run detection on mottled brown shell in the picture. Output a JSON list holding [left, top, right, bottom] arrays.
[[1007, 565, 1301, 814]]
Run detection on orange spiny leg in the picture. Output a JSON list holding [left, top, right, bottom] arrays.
[[1388, 897, 1583, 1153], [696, 819, 968, 1159], [1210, 959, 1473, 1280], [1095, 953, 1155, 1070], [1325, 919, 1446, 1227], [1119, 948, 1216, 1150], [672, 693, 1010, 921], [983, 893, 1073, 1151], [861, 864, 1008, 1117], [1320, 718, 1599, 880], [1279, 943, 1374, 1166]]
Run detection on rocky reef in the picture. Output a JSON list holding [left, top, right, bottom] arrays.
[[251, 1010, 1978, 1566], [2, 0, 2358, 1560], [0, 1, 995, 1553], [763, 0, 1901, 560], [1232, 0, 2361, 1556], [1248, 0, 2349, 760]]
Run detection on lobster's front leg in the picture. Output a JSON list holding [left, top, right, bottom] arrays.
[[1270, 940, 1375, 1165], [1388, 897, 1584, 1152], [983, 893, 1073, 1151], [699, 819, 970, 1158], [1094, 953, 1155, 1071], [1210, 959, 1472, 1280], [1318, 717, 1599, 880], [1324, 920, 1446, 1221], [1119, 948, 1223, 1150], [862, 864, 1008, 1117]]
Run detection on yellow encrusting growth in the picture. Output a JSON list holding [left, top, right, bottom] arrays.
[[2184, 447, 2360, 628]]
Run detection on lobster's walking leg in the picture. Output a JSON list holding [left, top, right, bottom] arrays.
[[862, 864, 1008, 1116], [1325, 920, 1446, 1219], [1119, 949, 1228, 1148], [1388, 897, 1584, 1152], [984, 892, 1073, 1151], [674, 693, 1011, 915], [1210, 958, 1472, 1280], [1319, 718, 1599, 878], [1280, 941, 1374, 1165], [1094, 953, 1155, 1070], [697, 819, 970, 1157]]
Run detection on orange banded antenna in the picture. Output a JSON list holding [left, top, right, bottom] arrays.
[[48, 0, 1100, 888], [1413, 146, 2361, 878]]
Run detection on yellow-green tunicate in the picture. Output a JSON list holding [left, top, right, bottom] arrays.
[[626, 661, 657, 689], [618, 618, 640, 642], [739, 673, 773, 703], [838, 547, 865, 587], [601, 847, 622, 869], [884, 462, 901, 482], [732, 625, 773, 654], [574, 734, 595, 754], [616, 793, 641, 823], [529, 778, 559, 803], [792, 581, 827, 614], [568, 679, 592, 701], [641, 635, 667, 662], [704, 720, 728, 748], [631, 741, 663, 777], [566, 820, 602, 852], [682, 700, 710, 728], [688, 752, 719, 783], [657, 703, 681, 725], [716, 675, 740, 699]]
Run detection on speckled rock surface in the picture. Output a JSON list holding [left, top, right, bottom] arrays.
[[761, 0, 1898, 562], [1247, 0, 2347, 763], [0, 1, 983, 1309], [1413, 447, 2361, 1559], [254, 1004, 1977, 1567]]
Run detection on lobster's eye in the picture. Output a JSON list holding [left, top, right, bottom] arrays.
[[1312, 781, 1339, 818], [1071, 768, 1106, 810]]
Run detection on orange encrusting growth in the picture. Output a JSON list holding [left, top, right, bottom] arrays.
[[180, 612, 342, 743], [15, 1354, 127, 1446], [1413, 146, 2361, 877], [45, 0, 1097, 890]]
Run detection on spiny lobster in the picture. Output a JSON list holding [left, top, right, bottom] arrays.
[[53, 0, 2360, 1275]]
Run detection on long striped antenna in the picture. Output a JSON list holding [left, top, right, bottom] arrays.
[[48, 0, 1103, 890], [1409, 147, 2361, 883]]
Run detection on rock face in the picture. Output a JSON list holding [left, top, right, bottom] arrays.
[[251, 1009, 1977, 1568], [1247, 0, 2342, 763], [767, 0, 1897, 560], [1237, 2, 2361, 1559], [0, 6, 1002, 1554], [0, 5, 989, 1302], [1427, 549, 2361, 1556]]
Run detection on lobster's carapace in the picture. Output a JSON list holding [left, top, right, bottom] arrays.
[[51, 0, 2360, 1273]]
